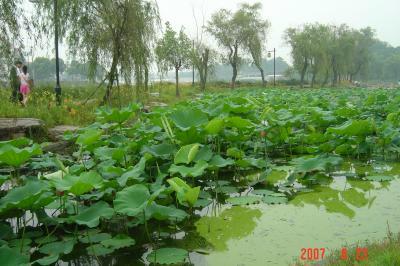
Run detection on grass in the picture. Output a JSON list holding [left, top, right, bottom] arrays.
[[294, 229, 400, 266], [0, 81, 264, 128]]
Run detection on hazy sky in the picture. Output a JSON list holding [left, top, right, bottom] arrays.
[[26, 0, 400, 63], [157, 0, 400, 62]]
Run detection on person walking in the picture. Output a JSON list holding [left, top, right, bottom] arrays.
[[19, 65, 31, 106], [9, 60, 22, 103]]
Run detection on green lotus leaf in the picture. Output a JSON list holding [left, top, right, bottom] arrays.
[[35, 235, 58, 245], [226, 147, 245, 159], [174, 143, 200, 164], [86, 244, 114, 256], [117, 156, 147, 187], [252, 189, 275, 196], [236, 157, 267, 169], [0, 222, 14, 240], [327, 119, 375, 136], [292, 155, 343, 173], [169, 161, 208, 178], [43, 168, 69, 181], [0, 137, 31, 148], [76, 129, 102, 147], [0, 246, 30, 266], [70, 201, 114, 228], [169, 107, 208, 130], [34, 254, 59, 266], [39, 238, 76, 255], [167, 177, 200, 207], [79, 232, 112, 244], [262, 195, 288, 205], [0, 143, 42, 167], [142, 143, 176, 158], [0, 175, 9, 186], [205, 118, 224, 135], [208, 155, 234, 168], [96, 104, 139, 124], [0, 181, 48, 214], [226, 116, 254, 129], [100, 234, 135, 250], [51, 171, 103, 196], [194, 146, 213, 162], [147, 248, 189, 265], [226, 196, 261, 206], [365, 175, 394, 182], [114, 184, 150, 217]]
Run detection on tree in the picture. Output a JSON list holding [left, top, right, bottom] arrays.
[[65, 60, 105, 82], [206, 9, 245, 89], [284, 26, 312, 88], [306, 24, 331, 87], [191, 44, 217, 91], [30, 57, 65, 81], [237, 2, 270, 86], [347, 27, 375, 82], [34, 0, 159, 105], [155, 22, 191, 97], [0, 0, 21, 61]]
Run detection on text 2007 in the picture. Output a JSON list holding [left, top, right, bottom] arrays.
[[300, 248, 326, 261]]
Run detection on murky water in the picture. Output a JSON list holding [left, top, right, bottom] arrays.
[[27, 161, 400, 266], [188, 162, 400, 266]]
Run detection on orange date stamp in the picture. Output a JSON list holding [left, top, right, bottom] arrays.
[[300, 247, 368, 262]]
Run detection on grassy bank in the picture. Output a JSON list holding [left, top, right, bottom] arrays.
[[0, 82, 240, 127]]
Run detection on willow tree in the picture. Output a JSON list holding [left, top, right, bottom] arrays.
[[237, 3, 270, 87], [34, 0, 159, 104], [0, 0, 23, 70], [191, 44, 217, 92], [284, 26, 313, 88], [155, 22, 191, 97], [206, 9, 243, 89]]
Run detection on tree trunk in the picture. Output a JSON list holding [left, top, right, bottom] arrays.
[[256, 64, 266, 87], [322, 69, 329, 87], [102, 54, 118, 105], [300, 58, 308, 88], [230, 43, 239, 89], [144, 64, 149, 93], [311, 72, 316, 88], [231, 63, 238, 89], [175, 67, 180, 97], [201, 49, 209, 91]]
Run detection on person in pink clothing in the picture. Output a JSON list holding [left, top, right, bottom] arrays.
[[19, 65, 31, 106]]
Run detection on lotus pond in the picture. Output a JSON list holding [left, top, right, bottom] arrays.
[[0, 88, 400, 265]]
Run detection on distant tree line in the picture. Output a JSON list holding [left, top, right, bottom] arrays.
[[1, 0, 399, 103], [284, 23, 400, 87], [28, 58, 105, 82]]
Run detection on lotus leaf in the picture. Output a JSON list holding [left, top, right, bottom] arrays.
[[70, 201, 114, 227], [174, 143, 200, 164], [169, 107, 208, 130], [169, 161, 208, 178], [113, 184, 150, 217], [167, 177, 200, 207], [76, 129, 102, 147], [100, 234, 135, 250], [147, 248, 189, 265], [0, 143, 42, 167], [52, 171, 103, 196]]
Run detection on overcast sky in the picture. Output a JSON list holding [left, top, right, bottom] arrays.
[[26, 0, 400, 63]]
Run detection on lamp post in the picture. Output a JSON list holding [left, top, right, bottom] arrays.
[[267, 48, 276, 87], [30, 0, 61, 105]]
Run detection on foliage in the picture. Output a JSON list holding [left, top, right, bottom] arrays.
[[285, 23, 375, 87], [0, 87, 399, 264], [33, 0, 160, 103], [155, 22, 192, 97]]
